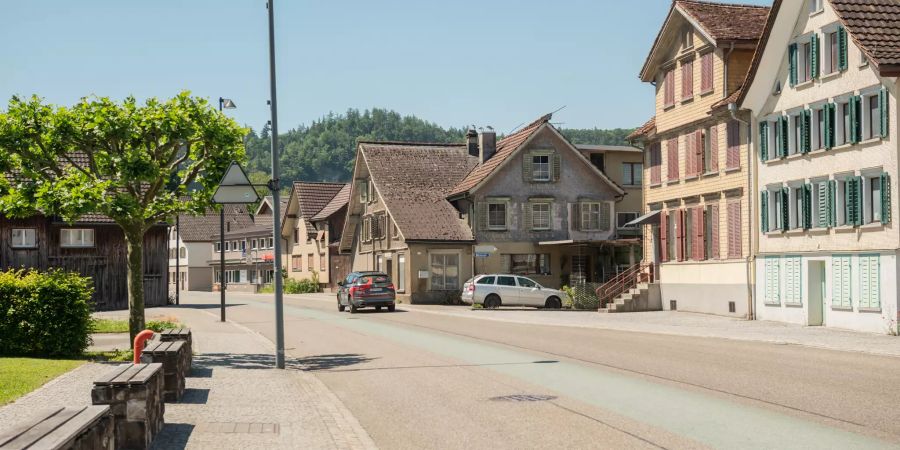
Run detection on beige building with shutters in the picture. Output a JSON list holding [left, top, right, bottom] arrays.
[[629, 1, 769, 317], [739, 0, 900, 334]]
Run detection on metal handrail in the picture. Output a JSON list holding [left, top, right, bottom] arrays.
[[595, 262, 654, 309]]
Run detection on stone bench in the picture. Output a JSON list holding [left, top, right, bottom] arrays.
[[140, 341, 186, 402], [157, 328, 192, 371], [91, 363, 164, 450], [0, 406, 114, 450]]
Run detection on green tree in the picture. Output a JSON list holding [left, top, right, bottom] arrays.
[[0, 92, 246, 342]]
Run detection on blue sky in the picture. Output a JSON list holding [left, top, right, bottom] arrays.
[[0, 0, 770, 134]]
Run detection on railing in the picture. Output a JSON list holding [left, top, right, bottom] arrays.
[[595, 262, 654, 310]]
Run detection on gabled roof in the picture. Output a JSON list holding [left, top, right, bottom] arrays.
[[178, 205, 254, 242], [359, 142, 478, 242], [830, 0, 900, 75], [311, 184, 350, 222], [448, 114, 551, 197], [640, 1, 770, 81], [295, 182, 346, 218]]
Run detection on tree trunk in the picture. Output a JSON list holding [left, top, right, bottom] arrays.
[[124, 228, 146, 345]]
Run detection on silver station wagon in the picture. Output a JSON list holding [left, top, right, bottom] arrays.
[[461, 274, 566, 309]]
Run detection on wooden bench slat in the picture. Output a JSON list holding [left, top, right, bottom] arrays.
[[128, 363, 162, 384], [93, 364, 133, 385], [1, 407, 82, 449], [109, 364, 145, 385], [34, 406, 109, 450], [0, 408, 65, 447]]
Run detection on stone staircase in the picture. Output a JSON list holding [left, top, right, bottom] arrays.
[[595, 263, 658, 313], [599, 282, 653, 313]]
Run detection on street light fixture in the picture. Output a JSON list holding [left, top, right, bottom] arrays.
[[219, 97, 236, 110]]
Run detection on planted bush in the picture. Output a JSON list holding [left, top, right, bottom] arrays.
[[0, 269, 94, 357]]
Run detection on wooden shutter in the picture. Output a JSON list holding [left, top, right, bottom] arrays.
[[551, 152, 561, 182], [759, 122, 768, 161], [701, 52, 713, 92], [726, 121, 740, 169], [728, 201, 741, 258], [709, 204, 720, 260], [811, 34, 819, 79], [827, 180, 837, 227], [824, 103, 834, 149], [668, 138, 679, 181], [802, 184, 812, 229], [802, 110, 811, 154], [832, 255, 851, 308], [788, 43, 798, 86], [676, 210, 684, 262], [760, 191, 769, 233], [599, 203, 611, 231], [523, 151, 533, 181], [650, 143, 662, 184], [879, 88, 889, 138], [664, 70, 675, 107], [780, 117, 789, 158], [781, 187, 789, 232], [709, 124, 719, 172], [881, 173, 891, 224], [694, 129, 704, 175], [684, 133, 695, 177], [817, 182, 828, 227], [765, 258, 780, 304], [682, 60, 693, 99], [524, 202, 533, 230], [838, 26, 848, 70], [697, 207, 706, 260], [848, 176, 862, 226], [660, 211, 669, 262], [478, 203, 487, 231], [850, 96, 861, 144], [859, 255, 880, 309], [571, 203, 581, 231]]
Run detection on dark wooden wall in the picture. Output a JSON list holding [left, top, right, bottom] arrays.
[[0, 216, 168, 311]]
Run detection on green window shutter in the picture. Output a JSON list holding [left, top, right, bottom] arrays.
[[824, 103, 834, 149], [788, 43, 798, 87], [571, 203, 581, 231], [552, 153, 561, 182], [780, 117, 789, 158], [522, 151, 533, 181], [478, 202, 487, 231], [832, 255, 851, 308], [599, 203, 611, 231], [817, 182, 827, 227], [881, 173, 891, 224], [525, 202, 533, 230], [802, 110, 811, 154], [847, 176, 862, 226], [850, 96, 861, 144], [803, 184, 812, 229], [765, 257, 780, 304], [781, 187, 789, 232], [880, 88, 889, 138], [859, 255, 880, 309], [838, 26, 848, 71], [759, 122, 768, 161], [811, 34, 819, 79], [761, 190, 769, 233], [827, 180, 836, 227]]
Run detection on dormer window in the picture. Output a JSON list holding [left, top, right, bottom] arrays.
[[682, 28, 693, 50]]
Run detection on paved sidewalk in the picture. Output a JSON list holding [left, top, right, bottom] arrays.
[[283, 293, 900, 358]]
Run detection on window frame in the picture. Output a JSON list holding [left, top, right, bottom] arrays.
[[60, 228, 95, 248], [532, 154, 551, 182], [531, 202, 551, 231], [487, 200, 509, 231], [11, 228, 37, 249], [617, 212, 639, 230], [429, 251, 461, 291], [580, 202, 602, 231], [622, 162, 643, 186]]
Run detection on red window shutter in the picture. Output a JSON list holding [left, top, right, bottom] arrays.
[[685, 133, 695, 177], [667, 138, 679, 181], [659, 211, 668, 262], [701, 52, 713, 92], [682, 60, 693, 99], [695, 129, 704, 175], [710, 203, 720, 259], [676, 210, 685, 261], [709, 124, 719, 172], [726, 120, 740, 169], [651, 143, 661, 184], [728, 201, 742, 258], [664, 70, 675, 107]]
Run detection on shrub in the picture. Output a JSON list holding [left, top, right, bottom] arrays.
[[0, 269, 94, 357], [284, 275, 320, 294], [567, 283, 602, 310]]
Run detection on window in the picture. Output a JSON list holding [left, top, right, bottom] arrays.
[[532, 154, 550, 181], [667, 210, 677, 261], [800, 41, 811, 83], [666, 137, 679, 181], [812, 107, 825, 150], [320, 254, 326, 272], [11, 229, 36, 248], [862, 173, 891, 225], [703, 126, 716, 173], [531, 202, 551, 230], [649, 142, 662, 184], [663, 69, 675, 107], [809, 0, 823, 14], [700, 52, 713, 93], [765, 188, 784, 231], [784, 256, 802, 305], [487, 202, 507, 230], [60, 229, 94, 248], [308, 254, 314, 272], [789, 185, 804, 229], [790, 114, 802, 155], [859, 255, 880, 310], [215, 242, 221, 253], [224, 241, 230, 252], [836, 100, 850, 146], [859, 48, 868, 66], [397, 254, 406, 292], [726, 121, 740, 169], [476, 276, 495, 285], [361, 216, 371, 242], [682, 27, 693, 49], [824, 28, 847, 74], [240, 240, 246, 251], [617, 212, 639, 229], [430, 253, 459, 290], [681, 59, 694, 100], [705, 204, 717, 260], [251, 239, 258, 250], [684, 206, 694, 260], [497, 276, 517, 287], [517, 277, 537, 288], [268, 238, 274, 248], [773, 80, 782, 95], [622, 163, 642, 186], [812, 180, 828, 228], [180, 247, 186, 258], [764, 257, 780, 305], [590, 153, 605, 172], [292, 229, 299, 244], [836, 178, 849, 226], [292, 255, 302, 272], [505, 254, 550, 275], [358, 180, 369, 203], [832, 255, 852, 308], [863, 92, 882, 140], [581, 202, 603, 231]]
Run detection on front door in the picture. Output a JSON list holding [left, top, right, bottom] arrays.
[[807, 261, 825, 326]]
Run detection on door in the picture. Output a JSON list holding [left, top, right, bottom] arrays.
[[808, 261, 825, 326], [516, 277, 544, 307], [495, 275, 519, 305]]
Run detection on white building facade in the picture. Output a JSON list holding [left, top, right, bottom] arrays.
[[740, 0, 899, 334]]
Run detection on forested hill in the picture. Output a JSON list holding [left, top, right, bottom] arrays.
[[243, 108, 634, 184]]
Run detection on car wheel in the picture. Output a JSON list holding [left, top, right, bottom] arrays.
[[485, 294, 501, 309], [545, 296, 562, 309], [350, 303, 358, 314], [338, 299, 345, 312], [388, 305, 396, 312]]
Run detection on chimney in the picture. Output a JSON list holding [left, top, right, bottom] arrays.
[[478, 128, 496, 163], [466, 127, 478, 157]]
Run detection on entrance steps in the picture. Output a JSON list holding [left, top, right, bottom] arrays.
[[599, 282, 654, 313]]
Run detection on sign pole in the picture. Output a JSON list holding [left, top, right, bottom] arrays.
[[267, 0, 286, 370], [220, 208, 226, 322]]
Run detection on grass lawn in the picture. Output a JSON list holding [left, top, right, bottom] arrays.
[[92, 318, 182, 333], [0, 358, 84, 405]]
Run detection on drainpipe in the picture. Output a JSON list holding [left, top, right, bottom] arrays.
[[723, 43, 735, 99], [729, 102, 756, 320]]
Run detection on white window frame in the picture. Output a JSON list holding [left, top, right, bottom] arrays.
[[789, 112, 802, 155], [835, 173, 853, 226], [860, 88, 882, 140], [835, 96, 851, 146], [766, 117, 780, 160], [429, 251, 460, 291], [859, 48, 869, 67], [811, 178, 828, 229], [531, 202, 551, 231], [487, 201, 508, 231], [622, 162, 643, 186], [809, 0, 823, 14], [811, 104, 825, 151], [824, 26, 840, 75], [796, 38, 812, 84], [788, 183, 803, 229], [60, 229, 95, 248], [581, 202, 602, 231], [397, 253, 406, 293], [862, 169, 883, 225], [532, 154, 550, 182], [11, 228, 37, 248], [768, 186, 783, 231]]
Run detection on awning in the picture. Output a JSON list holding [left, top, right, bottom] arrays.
[[625, 210, 661, 227]]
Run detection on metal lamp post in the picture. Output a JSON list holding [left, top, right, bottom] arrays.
[[266, 0, 286, 369], [216, 98, 237, 321]]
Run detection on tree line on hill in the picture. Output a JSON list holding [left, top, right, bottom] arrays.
[[243, 108, 635, 184]]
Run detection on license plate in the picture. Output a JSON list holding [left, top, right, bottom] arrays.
[[369, 288, 383, 293]]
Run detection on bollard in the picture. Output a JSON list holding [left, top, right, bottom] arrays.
[[133, 330, 155, 364]]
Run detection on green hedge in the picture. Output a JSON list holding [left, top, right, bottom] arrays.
[[0, 269, 94, 357]]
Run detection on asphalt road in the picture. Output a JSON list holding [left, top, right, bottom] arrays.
[[176, 291, 900, 449]]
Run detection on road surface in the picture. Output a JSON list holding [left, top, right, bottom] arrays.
[[175, 291, 900, 449]]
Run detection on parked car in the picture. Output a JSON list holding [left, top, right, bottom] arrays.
[[337, 271, 396, 313], [461, 274, 566, 309]]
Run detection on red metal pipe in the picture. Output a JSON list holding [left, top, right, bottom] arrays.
[[133, 330, 155, 364]]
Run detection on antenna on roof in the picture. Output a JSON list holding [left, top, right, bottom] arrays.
[[550, 105, 567, 115]]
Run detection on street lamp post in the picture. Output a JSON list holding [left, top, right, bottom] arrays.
[[218, 98, 236, 322], [266, 0, 286, 369]]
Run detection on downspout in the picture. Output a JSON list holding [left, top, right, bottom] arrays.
[[723, 43, 735, 98], [729, 102, 756, 320]]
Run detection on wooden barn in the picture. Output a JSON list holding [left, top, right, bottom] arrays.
[[0, 214, 169, 311]]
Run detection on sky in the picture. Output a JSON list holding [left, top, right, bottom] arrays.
[[0, 0, 771, 134]]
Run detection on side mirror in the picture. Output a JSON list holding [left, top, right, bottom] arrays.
[[338, 281, 345, 287]]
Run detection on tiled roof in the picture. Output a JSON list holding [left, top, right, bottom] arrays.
[[295, 182, 346, 219], [178, 205, 254, 242], [448, 114, 552, 197], [712, 88, 742, 109], [677, 1, 771, 42], [311, 184, 350, 222], [831, 0, 900, 70], [361, 142, 478, 242], [627, 117, 657, 140]]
